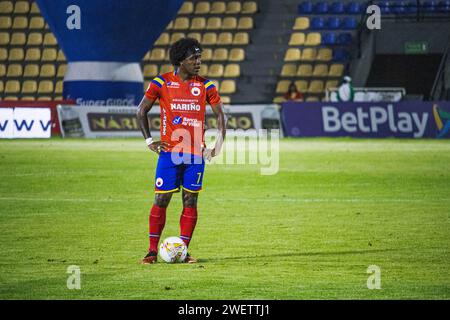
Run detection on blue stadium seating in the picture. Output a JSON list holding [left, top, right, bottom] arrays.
[[298, 1, 313, 14], [423, 0, 439, 12], [332, 48, 350, 62], [378, 1, 391, 14], [330, 1, 345, 14], [393, 1, 408, 14], [440, 0, 450, 12], [342, 17, 358, 29], [337, 32, 352, 45], [314, 1, 329, 14], [322, 32, 337, 45], [346, 1, 364, 14], [311, 17, 326, 29], [327, 17, 341, 29]]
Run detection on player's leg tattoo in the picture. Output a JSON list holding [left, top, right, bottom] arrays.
[[154, 193, 173, 208], [182, 189, 198, 208]]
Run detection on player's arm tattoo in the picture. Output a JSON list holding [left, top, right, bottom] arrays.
[[136, 96, 156, 139]]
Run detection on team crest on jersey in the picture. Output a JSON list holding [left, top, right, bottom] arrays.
[[191, 87, 201, 96]]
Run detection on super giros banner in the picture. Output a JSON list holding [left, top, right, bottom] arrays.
[[35, 0, 183, 106]]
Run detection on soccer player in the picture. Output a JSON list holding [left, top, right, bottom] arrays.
[[137, 38, 226, 264]]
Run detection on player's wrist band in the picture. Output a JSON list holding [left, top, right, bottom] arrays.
[[145, 137, 153, 146]]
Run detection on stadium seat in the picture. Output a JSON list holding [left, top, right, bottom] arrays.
[[311, 17, 325, 30], [160, 64, 172, 74], [0, 48, 7, 61], [57, 64, 67, 78], [199, 64, 208, 76], [393, 1, 407, 14], [170, 33, 185, 45], [322, 32, 337, 45], [194, 1, 210, 14], [207, 17, 222, 30], [0, 16, 12, 29], [229, 48, 245, 62], [347, 1, 363, 14], [150, 48, 165, 61], [42, 48, 57, 61], [301, 48, 317, 61], [202, 32, 217, 46], [312, 64, 328, 77], [212, 48, 228, 61], [294, 80, 309, 92], [220, 80, 236, 94], [330, 1, 345, 14], [43, 33, 57, 46], [305, 33, 321, 46], [317, 48, 333, 61], [297, 64, 313, 77], [7, 64, 22, 77], [26, 48, 42, 61], [9, 48, 25, 61], [440, 0, 450, 12], [218, 32, 233, 45], [298, 1, 313, 14], [202, 48, 212, 61], [325, 80, 339, 89], [12, 16, 28, 29], [143, 64, 158, 78], [226, 1, 241, 14], [0, 64, 5, 77], [29, 17, 45, 29], [284, 48, 301, 61], [14, 1, 29, 13], [233, 32, 249, 45], [24, 64, 39, 77], [293, 17, 310, 30], [210, 2, 226, 14], [337, 33, 352, 45], [328, 63, 344, 78], [191, 17, 206, 30], [281, 64, 297, 77], [289, 32, 305, 45], [332, 48, 350, 62], [327, 17, 341, 29], [178, 1, 193, 14], [10, 32, 26, 45], [173, 17, 189, 30], [305, 96, 320, 101], [0, 32, 8, 45], [378, 1, 391, 14], [276, 80, 291, 94], [308, 80, 324, 93], [342, 17, 358, 29], [22, 80, 37, 94], [5, 80, 20, 94], [242, 1, 258, 14], [0, 1, 13, 13], [57, 50, 66, 62], [273, 96, 286, 103], [224, 64, 240, 77], [187, 32, 202, 42], [223, 17, 238, 30], [314, 2, 329, 14], [237, 17, 253, 30], [208, 64, 224, 77], [423, 0, 439, 12], [55, 81, 63, 94], [154, 33, 169, 46], [27, 32, 43, 45]]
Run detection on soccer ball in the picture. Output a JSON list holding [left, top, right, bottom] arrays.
[[159, 236, 188, 263]]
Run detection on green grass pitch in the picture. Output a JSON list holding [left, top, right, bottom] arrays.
[[0, 138, 449, 299]]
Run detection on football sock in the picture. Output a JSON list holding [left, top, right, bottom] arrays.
[[148, 204, 166, 253], [179, 207, 198, 247]]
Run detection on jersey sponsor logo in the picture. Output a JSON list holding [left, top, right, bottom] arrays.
[[162, 108, 167, 136], [191, 87, 201, 96], [155, 177, 164, 188], [172, 116, 182, 125], [182, 117, 201, 127], [189, 82, 202, 87], [167, 81, 180, 88], [170, 103, 201, 111]]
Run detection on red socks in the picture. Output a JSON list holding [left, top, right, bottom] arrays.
[[148, 205, 166, 253], [179, 207, 198, 247]]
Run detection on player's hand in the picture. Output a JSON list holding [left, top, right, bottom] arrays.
[[149, 141, 169, 154], [203, 147, 216, 161]]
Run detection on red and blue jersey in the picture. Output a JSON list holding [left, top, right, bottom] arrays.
[[145, 71, 221, 156]]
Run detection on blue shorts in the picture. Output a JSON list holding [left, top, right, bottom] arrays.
[[154, 152, 205, 194]]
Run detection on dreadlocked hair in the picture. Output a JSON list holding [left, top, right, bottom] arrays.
[[169, 37, 202, 67]]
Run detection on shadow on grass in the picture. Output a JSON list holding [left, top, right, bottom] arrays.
[[198, 248, 400, 263]]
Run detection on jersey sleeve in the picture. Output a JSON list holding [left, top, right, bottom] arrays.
[[145, 76, 165, 100], [204, 79, 222, 107]]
